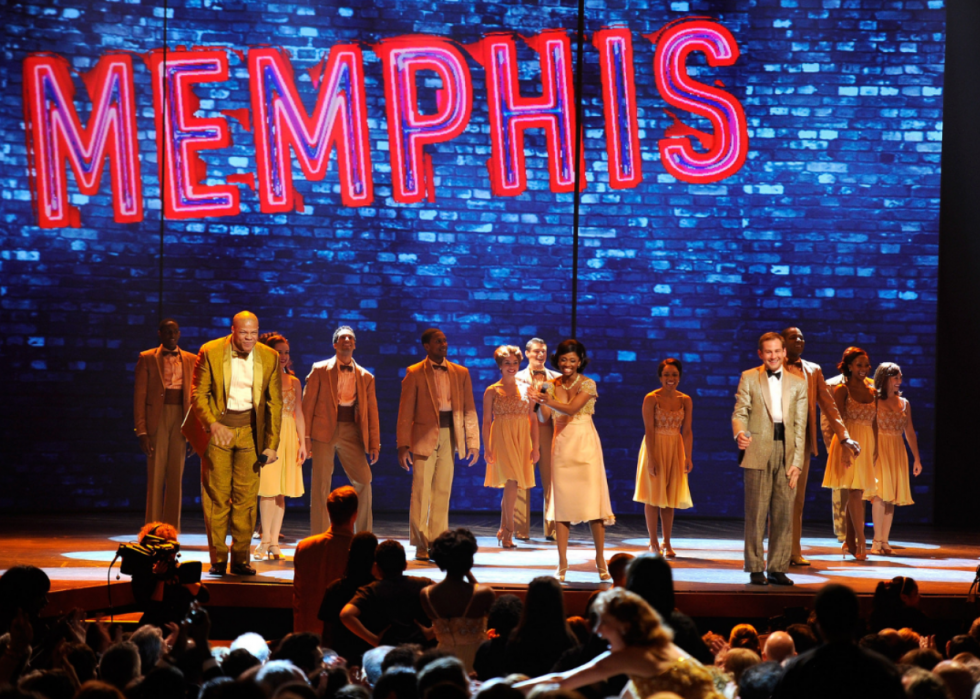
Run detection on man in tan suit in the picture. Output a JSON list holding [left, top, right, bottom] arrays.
[[732, 332, 807, 586], [303, 326, 379, 534], [397, 328, 480, 560], [515, 337, 560, 541], [134, 319, 197, 529], [182, 311, 282, 576], [781, 327, 860, 566]]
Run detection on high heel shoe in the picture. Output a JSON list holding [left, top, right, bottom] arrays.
[[663, 544, 677, 558], [253, 544, 269, 561], [649, 542, 661, 555], [555, 566, 568, 583], [881, 542, 893, 555], [841, 542, 850, 559], [596, 558, 612, 582], [496, 529, 517, 549], [269, 544, 282, 560], [852, 539, 867, 561], [870, 540, 883, 555]]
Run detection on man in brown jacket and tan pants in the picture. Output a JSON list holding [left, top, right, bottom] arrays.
[[397, 328, 480, 561], [302, 326, 379, 534]]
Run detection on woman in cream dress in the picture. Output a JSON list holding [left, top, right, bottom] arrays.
[[254, 333, 307, 561], [821, 347, 876, 561], [482, 345, 539, 549], [634, 358, 693, 557], [529, 339, 614, 582], [870, 362, 923, 554]]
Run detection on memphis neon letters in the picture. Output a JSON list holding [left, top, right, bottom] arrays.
[[22, 20, 748, 228]]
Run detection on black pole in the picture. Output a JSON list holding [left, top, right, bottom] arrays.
[[157, 0, 168, 322], [569, 0, 586, 338]]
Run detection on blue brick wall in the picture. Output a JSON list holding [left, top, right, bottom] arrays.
[[0, 0, 942, 526]]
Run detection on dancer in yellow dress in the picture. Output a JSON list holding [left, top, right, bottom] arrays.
[[482, 345, 539, 549], [633, 358, 693, 557], [870, 362, 923, 554], [821, 347, 876, 561]]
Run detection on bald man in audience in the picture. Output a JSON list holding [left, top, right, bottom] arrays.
[[763, 632, 797, 664]]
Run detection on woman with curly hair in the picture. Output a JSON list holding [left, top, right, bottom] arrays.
[[420, 528, 495, 672], [516, 588, 723, 699], [254, 332, 308, 560]]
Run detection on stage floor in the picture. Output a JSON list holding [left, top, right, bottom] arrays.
[[3, 512, 977, 598]]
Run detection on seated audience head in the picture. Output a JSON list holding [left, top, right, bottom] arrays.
[[933, 660, 975, 699], [625, 552, 676, 621], [514, 576, 572, 643], [375, 541, 408, 581], [275, 683, 321, 699], [346, 531, 380, 584], [415, 649, 455, 673], [231, 632, 271, 663], [566, 616, 592, 646], [138, 665, 185, 699], [901, 648, 944, 671], [425, 685, 469, 699], [256, 660, 310, 695], [222, 648, 262, 680], [607, 553, 634, 588], [948, 634, 980, 660], [901, 667, 952, 699], [273, 632, 325, 677], [74, 680, 127, 699], [382, 644, 423, 674], [952, 653, 980, 684], [374, 667, 420, 699], [814, 584, 860, 643], [98, 641, 141, 691], [336, 685, 372, 699], [129, 625, 165, 677], [327, 486, 360, 530], [486, 595, 523, 641], [737, 661, 784, 699], [475, 679, 525, 699], [762, 630, 796, 664], [723, 648, 762, 684], [0, 565, 51, 631], [591, 588, 672, 652], [875, 628, 909, 663], [361, 646, 396, 686], [18, 669, 74, 699], [64, 641, 99, 683], [430, 528, 478, 576], [785, 623, 819, 655], [417, 657, 470, 699], [729, 624, 761, 654], [551, 339, 589, 372]]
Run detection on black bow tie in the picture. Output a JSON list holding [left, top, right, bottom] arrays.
[[432, 364, 448, 372], [339, 364, 353, 372], [234, 350, 250, 360], [532, 371, 546, 376], [767, 369, 782, 380], [162, 350, 179, 357]]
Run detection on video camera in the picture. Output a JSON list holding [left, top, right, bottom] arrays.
[[116, 534, 200, 584]]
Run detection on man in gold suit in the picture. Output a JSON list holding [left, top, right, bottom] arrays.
[[182, 311, 282, 576]]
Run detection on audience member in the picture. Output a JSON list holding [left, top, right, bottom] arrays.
[[503, 577, 579, 678], [948, 635, 980, 660], [74, 680, 127, 699], [63, 641, 99, 684], [902, 667, 952, 699], [932, 660, 975, 699], [784, 624, 819, 655], [272, 632, 326, 681], [276, 683, 321, 699], [98, 641, 141, 692], [762, 631, 796, 664], [221, 647, 261, 680], [870, 577, 933, 636], [418, 656, 471, 698], [383, 645, 424, 674], [341, 540, 435, 648], [625, 554, 714, 665], [362, 646, 396, 686], [374, 666, 420, 699], [474, 595, 524, 681], [337, 683, 373, 699], [729, 625, 762, 655], [901, 648, 944, 671], [320, 531, 379, 666], [723, 648, 761, 684], [129, 625, 166, 678], [421, 529, 495, 672], [230, 632, 271, 663], [134, 665, 186, 699], [256, 660, 310, 695], [294, 486, 359, 634], [17, 668, 74, 699], [738, 661, 784, 699], [773, 584, 905, 699]]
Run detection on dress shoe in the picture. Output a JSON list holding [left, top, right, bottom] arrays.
[[749, 572, 768, 586], [208, 564, 226, 577], [790, 556, 811, 566], [414, 548, 430, 561], [767, 572, 795, 586], [231, 562, 257, 576]]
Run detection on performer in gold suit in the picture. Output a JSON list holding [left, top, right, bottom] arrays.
[[482, 345, 539, 549], [870, 362, 923, 554], [182, 311, 282, 576], [397, 328, 480, 561], [134, 318, 196, 529], [633, 358, 693, 557], [821, 347, 876, 561], [254, 333, 307, 561], [529, 339, 614, 583], [516, 588, 724, 699]]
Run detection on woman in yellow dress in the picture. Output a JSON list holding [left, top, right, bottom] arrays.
[[634, 358, 694, 557], [821, 347, 876, 561], [254, 333, 307, 561], [515, 587, 723, 699], [482, 345, 539, 549], [870, 362, 923, 554]]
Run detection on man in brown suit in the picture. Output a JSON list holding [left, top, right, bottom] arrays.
[[182, 311, 282, 576], [781, 327, 860, 566], [397, 328, 480, 560], [302, 326, 379, 534], [134, 318, 196, 529], [732, 332, 807, 586]]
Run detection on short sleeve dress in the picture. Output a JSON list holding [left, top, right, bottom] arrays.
[[875, 398, 914, 506], [822, 393, 877, 500]]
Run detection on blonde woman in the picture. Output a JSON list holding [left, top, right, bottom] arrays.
[[483, 345, 539, 548]]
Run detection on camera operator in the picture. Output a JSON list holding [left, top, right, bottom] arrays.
[[131, 523, 209, 628]]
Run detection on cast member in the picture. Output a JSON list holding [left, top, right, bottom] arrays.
[[182, 311, 282, 576], [397, 328, 480, 561], [303, 326, 379, 534], [732, 332, 807, 586], [134, 318, 196, 529]]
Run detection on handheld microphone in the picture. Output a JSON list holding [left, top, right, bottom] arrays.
[[255, 453, 269, 469]]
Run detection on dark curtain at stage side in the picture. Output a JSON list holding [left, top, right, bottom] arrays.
[[935, 0, 980, 529]]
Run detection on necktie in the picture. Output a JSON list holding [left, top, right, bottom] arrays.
[[767, 369, 782, 380], [339, 365, 353, 372], [432, 364, 448, 372]]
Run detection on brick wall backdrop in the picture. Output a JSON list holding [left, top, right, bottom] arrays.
[[0, 0, 943, 525]]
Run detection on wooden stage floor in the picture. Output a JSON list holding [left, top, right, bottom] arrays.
[[3, 512, 978, 629]]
